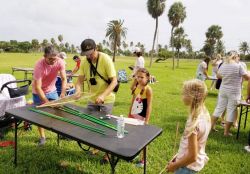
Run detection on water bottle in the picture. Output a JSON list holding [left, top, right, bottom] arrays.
[[117, 115, 125, 138]]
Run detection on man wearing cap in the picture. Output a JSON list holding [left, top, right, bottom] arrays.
[[75, 38, 117, 115], [32, 45, 67, 146], [132, 47, 145, 77], [74, 39, 117, 163]]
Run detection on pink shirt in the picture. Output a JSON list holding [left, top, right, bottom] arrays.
[[176, 108, 211, 172], [32, 57, 65, 94]]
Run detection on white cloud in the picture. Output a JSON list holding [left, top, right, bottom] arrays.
[[0, 0, 249, 51]]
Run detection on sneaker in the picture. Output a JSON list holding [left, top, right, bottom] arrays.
[[244, 146, 250, 152], [136, 160, 145, 168], [38, 137, 46, 146]]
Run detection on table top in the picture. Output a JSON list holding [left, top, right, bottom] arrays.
[[5, 104, 162, 160], [12, 67, 34, 71]]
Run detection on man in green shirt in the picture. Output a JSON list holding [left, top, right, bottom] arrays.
[[75, 38, 117, 115]]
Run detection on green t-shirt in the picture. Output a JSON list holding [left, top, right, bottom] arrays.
[[80, 52, 116, 103]]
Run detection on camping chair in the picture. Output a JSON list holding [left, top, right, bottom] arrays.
[[55, 76, 75, 96], [117, 69, 128, 83], [0, 74, 31, 141]]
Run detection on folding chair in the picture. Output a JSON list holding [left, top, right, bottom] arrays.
[[55, 76, 75, 96], [0, 74, 31, 141]]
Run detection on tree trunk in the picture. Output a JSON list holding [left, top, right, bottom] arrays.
[[112, 37, 117, 62], [171, 27, 175, 70], [149, 17, 158, 68], [177, 49, 179, 68]]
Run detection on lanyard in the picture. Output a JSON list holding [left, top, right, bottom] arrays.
[[89, 54, 99, 77]]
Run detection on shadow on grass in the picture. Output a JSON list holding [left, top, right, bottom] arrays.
[[13, 142, 107, 174]]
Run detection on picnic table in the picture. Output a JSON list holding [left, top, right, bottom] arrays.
[[11, 67, 78, 80], [5, 104, 162, 174], [12, 67, 34, 80], [237, 100, 250, 139]]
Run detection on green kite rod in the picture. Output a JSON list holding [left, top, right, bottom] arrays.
[[60, 105, 128, 134], [29, 107, 106, 135]]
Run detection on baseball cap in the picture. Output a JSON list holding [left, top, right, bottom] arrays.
[[80, 39, 96, 56], [133, 47, 141, 53], [58, 52, 67, 59]]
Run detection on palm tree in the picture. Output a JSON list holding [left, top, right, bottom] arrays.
[[58, 35, 63, 43], [239, 41, 249, 56], [168, 2, 186, 69], [216, 40, 225, 55], [172, 27, 187, 67], [147, 0, 166, 67], [204, 25, 223, 57], [105, 19, 127, 62], [31, 39, 39, 52]]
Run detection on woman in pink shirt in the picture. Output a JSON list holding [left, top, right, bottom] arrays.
[[32, 45, 67, 146], [166, 79, 211, 173]]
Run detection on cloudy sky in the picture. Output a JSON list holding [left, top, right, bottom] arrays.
[[0, 0, 249, 52]]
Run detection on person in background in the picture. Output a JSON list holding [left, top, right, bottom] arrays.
[[74, 38, 117, 164], [58, 52, 67, 64], [245, 131, 250, 152], [130, 47, 145, 91], [210, 54, 222, 90], [211, 51, 250, 136], [166, 79, 211, 173], [71, 55, 81, 75], [32, 45, 67, 146], [128, 68, 153, 168], [196, 57, 210, 81]]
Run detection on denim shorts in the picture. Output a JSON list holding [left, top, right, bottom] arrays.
[[175, 167, 197, 174], [32, 91, 59, 105]]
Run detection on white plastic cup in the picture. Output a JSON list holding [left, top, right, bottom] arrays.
[[117, 115, 125, 138]]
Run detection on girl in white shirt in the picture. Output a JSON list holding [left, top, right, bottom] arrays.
[[166, 79, 211, 173]]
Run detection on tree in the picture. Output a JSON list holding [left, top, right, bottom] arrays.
[[216, 40, 225, 55], [58, 34, 63, 43], [172, 27, 187, 67], [147, 0, 166, 67], [105, 19, 127, 62], [31, 39, 39, 52], [51, 38, 56, 45], [239, 41, 249, 56], [203, 25, 223, 57], [168, 1, 186, 69], [41, 39, 49, 49]]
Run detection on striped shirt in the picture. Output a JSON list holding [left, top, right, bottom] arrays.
[[218, 62, 247, 93]]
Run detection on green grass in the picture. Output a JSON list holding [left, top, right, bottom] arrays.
[[0, 53, 249, 174]]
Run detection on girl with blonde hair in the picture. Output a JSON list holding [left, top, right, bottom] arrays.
[[166, 79, 211, 173]]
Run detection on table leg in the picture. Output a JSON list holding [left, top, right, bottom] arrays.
[[143, 147, 147, 174], [14, 119, 17, 166], [107, 154, 119, 174], [244, 107, 248, 129], [25, 71, 27, 80], [236, 105, 243, 139]]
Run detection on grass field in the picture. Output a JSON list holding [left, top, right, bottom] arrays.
[[0, 53, 249, 174]]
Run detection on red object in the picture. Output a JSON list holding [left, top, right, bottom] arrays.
[[0, 141, 15, 147]]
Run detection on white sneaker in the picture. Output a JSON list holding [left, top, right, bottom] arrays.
[[244, 146, 250, 152]]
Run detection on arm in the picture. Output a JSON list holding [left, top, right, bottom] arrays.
[[95, 76, 117, 104], [216, 72, 222, 79], [130, 79, 137, 91], [167, 133, 198, 172], [59, 70, 67, 98], [144, 87, 153, 124], [71, 65, 79, 75], [128, 95, 135, 117], [33, 79, 49, 104], [74, 75, 85, 98]]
